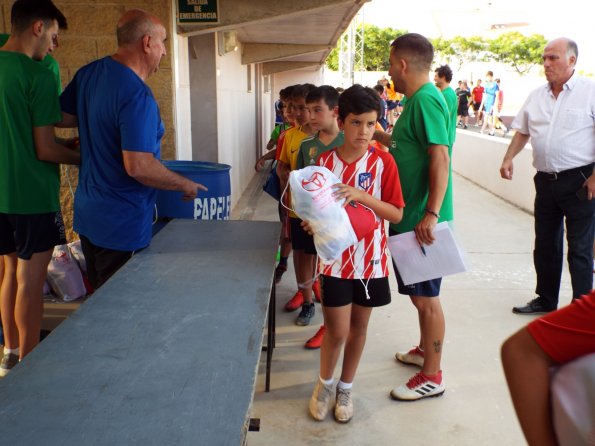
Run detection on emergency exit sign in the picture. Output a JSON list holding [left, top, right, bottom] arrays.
[[178, 0, 219, 24]]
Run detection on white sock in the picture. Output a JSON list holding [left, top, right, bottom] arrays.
[[4, 347, 19, 356], [337, 380, 353, 390], [417, 346, 424, 352], [320, 376, 334, 386]]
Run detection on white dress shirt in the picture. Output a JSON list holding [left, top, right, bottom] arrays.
[[511, 72, 595, 173]]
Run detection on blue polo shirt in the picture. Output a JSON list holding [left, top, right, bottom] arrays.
[[61, 57, 164, 251]]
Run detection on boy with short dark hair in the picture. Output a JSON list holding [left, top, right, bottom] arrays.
[[306, 84, 404, 423], [255, 85, 295, 171], [276, 84, 319, 319], [294, 85, 343, 348], [372, 84, 388, 130]]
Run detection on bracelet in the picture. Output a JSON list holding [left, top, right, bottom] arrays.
[[425, 208, 440, 219]]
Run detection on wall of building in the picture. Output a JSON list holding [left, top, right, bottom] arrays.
[[452, 131, 535, 214], [214, 35, 260, 209], [188, 33, 218, 163]]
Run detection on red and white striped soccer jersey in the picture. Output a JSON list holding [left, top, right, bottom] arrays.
[[317, 146, 404, 279]]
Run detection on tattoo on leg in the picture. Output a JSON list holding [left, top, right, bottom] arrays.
[[433, 340, 442, 353]]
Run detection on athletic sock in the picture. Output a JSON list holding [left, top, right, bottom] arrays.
[[320, 376, 334, 387], [3, 347, 19, 356], [337, 380, 353, 390], [279, 256, 288, 267]]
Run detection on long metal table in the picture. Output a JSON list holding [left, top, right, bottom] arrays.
[[0, 219, 279, 445]]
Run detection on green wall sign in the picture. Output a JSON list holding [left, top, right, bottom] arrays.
[[178, 0, 219, 24]]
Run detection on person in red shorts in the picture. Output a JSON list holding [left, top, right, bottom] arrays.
[[501, 291, 595, 446]]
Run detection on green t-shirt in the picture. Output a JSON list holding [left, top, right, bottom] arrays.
[[442, 86, 457, 148], [296, 131, 344, 169], [0, 50, 63, 213], [389, 82, 453, 233], [0, 34, 61, 93], [269, 122, 292, 143]]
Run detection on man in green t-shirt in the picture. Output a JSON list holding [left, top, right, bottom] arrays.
[[374, 33, 452, 402], [0, 34, 62, 94], [0, 0, 80, 377]]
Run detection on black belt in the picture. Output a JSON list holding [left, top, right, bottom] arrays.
[[537, 163, 594, 181]]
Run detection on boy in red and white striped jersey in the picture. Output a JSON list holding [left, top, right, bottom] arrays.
[[305, 84, 404, 423]]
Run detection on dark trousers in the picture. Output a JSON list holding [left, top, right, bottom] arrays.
[[533, 164, 595, 308], [80, 235, 135, 290]]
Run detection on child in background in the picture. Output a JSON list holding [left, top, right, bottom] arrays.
[[255, 86, 296, 283], [276, 84, 320, 318], [373, 84, 388, 130], [295, 85, 343, 349], [305, 85, 404, 423], [255, 86, 295, 171]]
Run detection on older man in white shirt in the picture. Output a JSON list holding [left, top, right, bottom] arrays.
[[500, 37, 595, 315]]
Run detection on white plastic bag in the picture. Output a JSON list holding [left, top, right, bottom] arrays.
[[289, 166, 358, 262], [68, 239, 87, 273], [47, 244, 86, 302]]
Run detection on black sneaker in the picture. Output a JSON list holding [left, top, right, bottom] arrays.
[[512, 297, 555, 315], [296, 303, 315, 326]]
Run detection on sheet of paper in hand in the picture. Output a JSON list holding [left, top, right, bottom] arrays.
[[387, 222, 468, 285]]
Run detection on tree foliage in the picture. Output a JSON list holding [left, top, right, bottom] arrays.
[[486, 32, 547, 75], [327, 28, 548, 76], [325, 24, 407, 72], [432, 36, 488, 71]]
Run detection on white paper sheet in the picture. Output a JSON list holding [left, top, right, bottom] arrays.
[[387, 222, 468, 285]]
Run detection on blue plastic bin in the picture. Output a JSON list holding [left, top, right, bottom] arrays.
[[156, 160, 231, 220]]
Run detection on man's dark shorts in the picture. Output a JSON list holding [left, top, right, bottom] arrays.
[[80, 235, 135, 290], [290, 217, 316, 254], [320, 275, 391, 308], [389, 227, 442, 297], [472, 101, 482, 112], [0, 212, 66, 260], [457, 103, 469, 117]]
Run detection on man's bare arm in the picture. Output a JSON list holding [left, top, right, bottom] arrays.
[[122, 151, 207, 200]]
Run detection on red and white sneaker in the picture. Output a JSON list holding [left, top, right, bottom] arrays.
[[394, 346, 424, 367], [284, 290, 304, 312], [312, 279, 321, 303], [390, 371, 445, 401], [304, 325, 325, 349]]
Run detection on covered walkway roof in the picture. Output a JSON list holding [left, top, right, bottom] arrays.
[[177, 0, 369, 74]]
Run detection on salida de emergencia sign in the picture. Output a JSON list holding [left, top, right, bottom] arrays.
[[178, 0, 219, 24]]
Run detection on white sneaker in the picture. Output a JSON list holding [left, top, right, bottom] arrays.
[[334, 387, 353, 423], [390, 371, 445, 401], [394, 346, 424, 367], [309, 380, 334, 421]]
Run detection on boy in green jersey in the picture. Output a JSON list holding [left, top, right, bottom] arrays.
[[0, 0, 79, 377], [295, 85, 343, 349]]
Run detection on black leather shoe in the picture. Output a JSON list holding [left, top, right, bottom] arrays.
[[512, 298, 556, 315]]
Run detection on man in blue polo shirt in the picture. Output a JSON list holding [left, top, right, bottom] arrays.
[[60, 9, 206, 289]]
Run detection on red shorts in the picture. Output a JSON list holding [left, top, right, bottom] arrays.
[[527, 290, 595, 364]]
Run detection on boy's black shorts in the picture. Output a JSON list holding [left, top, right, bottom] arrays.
[[290, 217, 316, 254], [0, 212, 66, 260], [320, 275, 391, 308]]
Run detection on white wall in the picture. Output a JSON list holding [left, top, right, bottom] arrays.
[[173, 33, 193, 160], [452, 130, 535, 213], [215, 38, 258, 209]]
